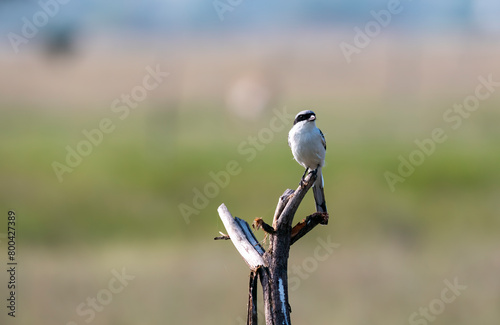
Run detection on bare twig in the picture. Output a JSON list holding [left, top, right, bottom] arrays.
[[214, 231, 230, 240], [290, 212, 329, 245]]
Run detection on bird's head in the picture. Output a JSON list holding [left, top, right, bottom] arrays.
[[293, 110, 316, 125]]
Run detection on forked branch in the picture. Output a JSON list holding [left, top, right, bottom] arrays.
[[215, 170, 330, 325]]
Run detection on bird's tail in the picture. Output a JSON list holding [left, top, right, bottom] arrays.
[[313, 167, 327, 213]]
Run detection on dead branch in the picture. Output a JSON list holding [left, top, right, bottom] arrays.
[[290, 212, 329, 245], [216, 204, 266, 270], [213, 231, 230, 240], [247, 270, 259, 325], [215, 170, 329, 325]]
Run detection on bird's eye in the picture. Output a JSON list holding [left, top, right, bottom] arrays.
[[294, 111, 315, 125], [302, 113, 313, 121]]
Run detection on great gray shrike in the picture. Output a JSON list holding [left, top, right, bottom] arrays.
[[288, 110, 327, 213]]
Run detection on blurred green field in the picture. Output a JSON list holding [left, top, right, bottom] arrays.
[[12, 241, 500, 325], [2, 2, 500, 322], [1, 98, 499, 246], [1, 93, 500, 325]]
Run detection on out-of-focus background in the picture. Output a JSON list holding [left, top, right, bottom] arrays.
[[1, 1, 500, 324]]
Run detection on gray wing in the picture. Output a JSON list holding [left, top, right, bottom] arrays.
[[319, 128, 326, 150]]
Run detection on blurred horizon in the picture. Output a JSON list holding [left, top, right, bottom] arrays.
[[1, 0, 500, 35]]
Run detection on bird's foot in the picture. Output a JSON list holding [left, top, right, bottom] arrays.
[[299, 169, 318, 187], [299, 167, 310, 187]]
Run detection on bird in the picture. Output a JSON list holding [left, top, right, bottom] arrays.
[[288, 110, 327, 213]]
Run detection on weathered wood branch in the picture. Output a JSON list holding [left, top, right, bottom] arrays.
[[215, 170, 329, 325], [257, 266, 273, 324], [272, 189, 294, 229], [247, 270, 259, 325], [274, 171, 317, 230], [254, 211, 329, 245], [217, 204, 266, 270], [290, 212, 329, 245]]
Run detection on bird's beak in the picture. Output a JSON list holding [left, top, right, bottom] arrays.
[[308, 115, 316, 121]]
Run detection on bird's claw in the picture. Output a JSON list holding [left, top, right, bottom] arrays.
[[299, 168, 318, 187]]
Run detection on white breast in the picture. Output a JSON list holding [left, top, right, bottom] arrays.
[[289, 122, 325, 170]]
